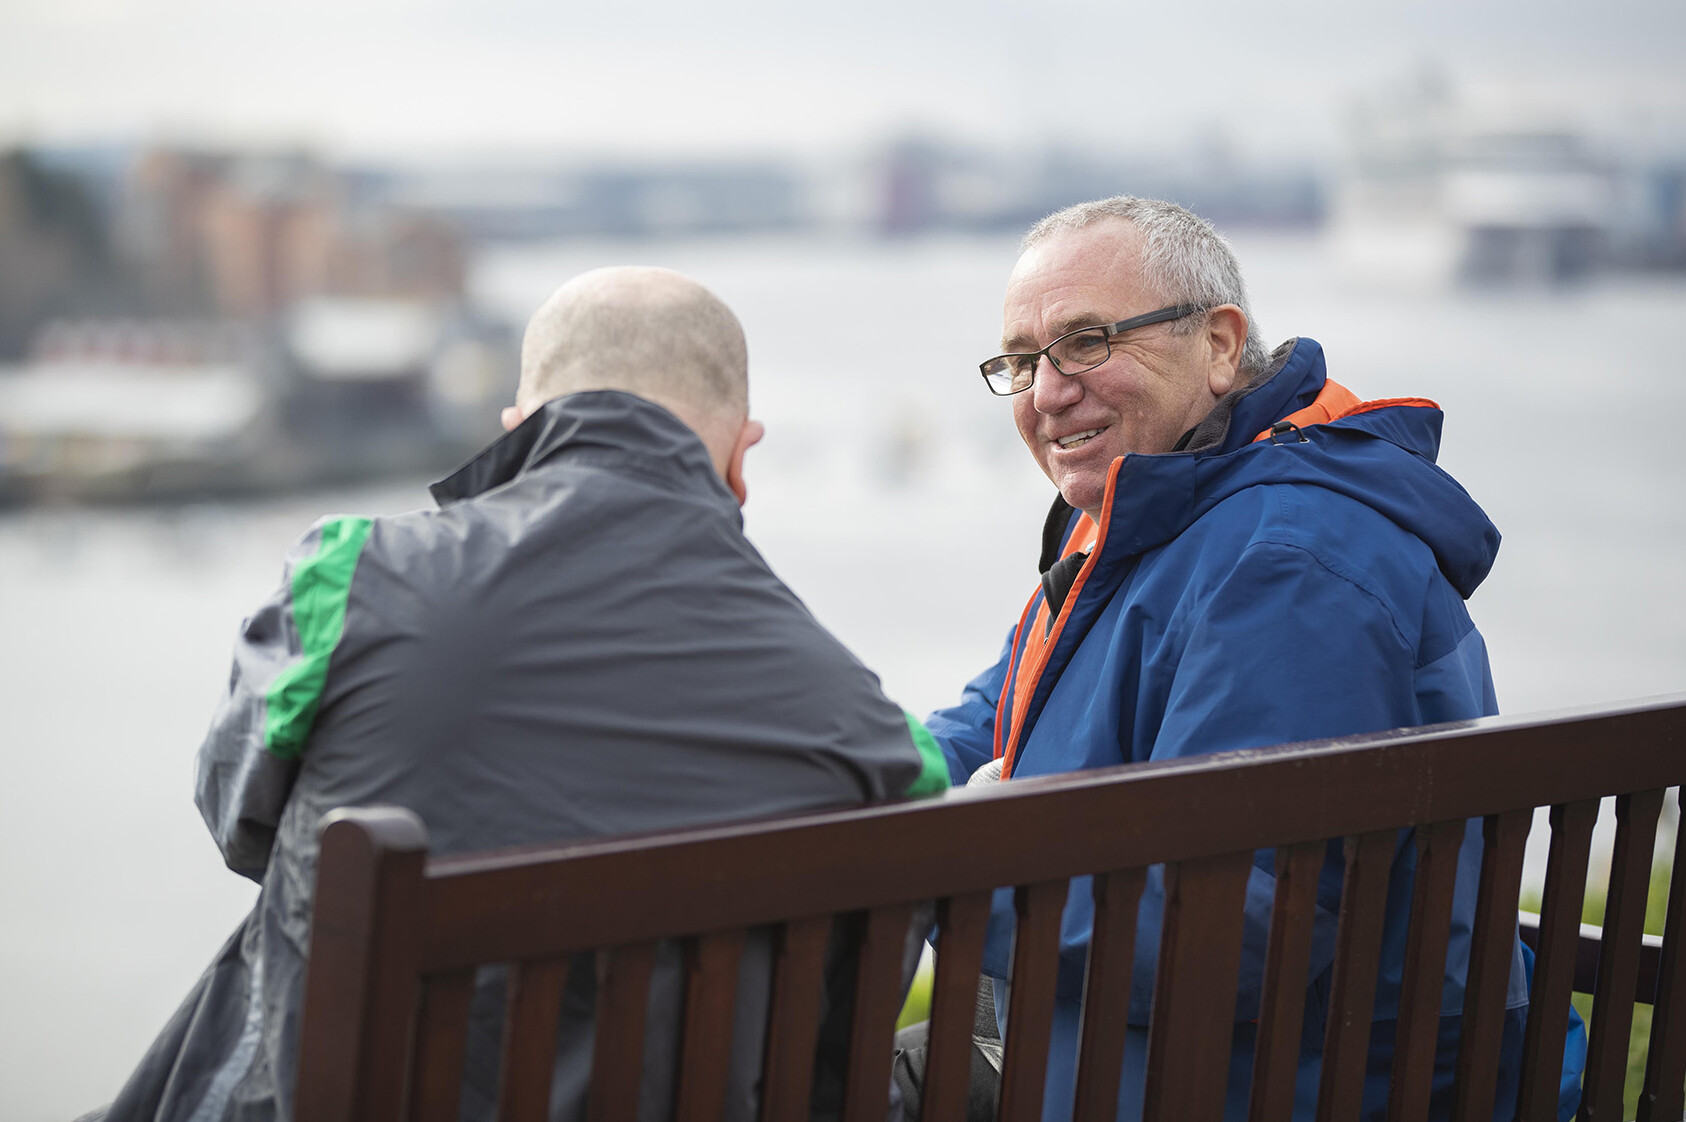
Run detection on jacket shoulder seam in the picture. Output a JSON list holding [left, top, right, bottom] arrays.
[[1237, 532, 1414, 655]]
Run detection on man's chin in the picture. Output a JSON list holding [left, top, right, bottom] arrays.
[[1044, 447, 1119, 516], [1055, 478, 1107, 520]]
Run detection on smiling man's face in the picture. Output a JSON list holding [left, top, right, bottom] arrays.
[[1003, 219, 1239, 520]]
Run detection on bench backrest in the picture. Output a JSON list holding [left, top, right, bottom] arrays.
[[296, 695, 1686, 1122]]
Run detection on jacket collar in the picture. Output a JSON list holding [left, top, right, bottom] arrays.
[[1180, 336, 1324, 456], [1101, 337, 1336, 556], [1078, 335, 1495, 597], [1041, 338, 1331, 565], [429, 390, 733, 510]]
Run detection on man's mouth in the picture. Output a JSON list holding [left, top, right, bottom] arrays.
[[1055, 427, 1105, 450]]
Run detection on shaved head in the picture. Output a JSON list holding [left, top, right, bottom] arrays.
[[516, 266, 750, 465]]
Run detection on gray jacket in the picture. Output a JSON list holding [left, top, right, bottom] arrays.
[[103, 391, 947, 1122]]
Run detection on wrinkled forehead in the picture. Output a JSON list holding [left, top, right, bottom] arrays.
[[1001, 220, 1155, 346]]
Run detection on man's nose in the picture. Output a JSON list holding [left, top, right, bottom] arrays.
[[1030, 353, 1082, 413]]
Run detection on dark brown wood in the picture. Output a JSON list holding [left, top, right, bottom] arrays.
[[297, 807, 429, 1122], [1639, 794, 1686, 1122], [1249, 841, 1328, 1122], [1449, 809, 1531, 1122], [1387, 820, 1467, 1122], [998, 880, 1070, 1122], [842, 904, 916, 1122], [758, 916, 831, 1121], [292, 697, 1686, 1121], [1582, 788, 1666, 1121], [1073, 869, 1147, 1122], [1517, 912, 1668, 1004], [1516, 799, 1598, 1121], [673, 929, 747, 1122], [585, 942, 657, 1122], [924, 891, 993, 1122], [496, 957, 570, 1122], [416, 699, 1686, 972], [1316, 830, 1398, 1122], [1142, 852, 1254, 1122], [410, 970, 475, 1122]]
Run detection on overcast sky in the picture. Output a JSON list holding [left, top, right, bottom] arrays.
[[2, 0, 1684, 162]]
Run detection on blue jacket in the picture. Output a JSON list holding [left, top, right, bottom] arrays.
[[928, 338, 1537, 1119]]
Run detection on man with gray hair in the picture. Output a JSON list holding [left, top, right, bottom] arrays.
[[93, 265, 948, 1122], [914, 199, 1544, 1119]]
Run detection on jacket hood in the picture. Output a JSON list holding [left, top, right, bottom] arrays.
[[1090, 337, 1500, 598], [429, 390, 736, 514]]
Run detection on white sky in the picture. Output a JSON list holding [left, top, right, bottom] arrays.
[[2, 0, 1684, 161]]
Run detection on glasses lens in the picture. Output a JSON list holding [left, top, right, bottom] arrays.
[[982, 354, 1038, 395], [1049, 328, 1109, 374]]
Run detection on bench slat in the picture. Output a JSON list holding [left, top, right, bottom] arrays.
[[1249, 840, 1328, 1122], [998, 880, 1069, 1122], [1517, 798, 1599, 1120], [1387, 819, 1467, 1122], [1316, 829, 1397, 1122], [586, 942, 657, 1122], [411, 969, 474, 1122], [1449, 809, 1531, 1122], [496, 957, 570, 1122], [759, 916, 831, 1119], [843, 904, 916, 1122], [1072, 868, 1146, 1122], [297, 807, 428, 1122], [1583, 788, 1666, 1120], [414, 703, 1686, 971], [1640, 795, 1686, 1122], [925, 892, 993, 1122], [673, 930, 747, 1122], [1141, 852, 1254, 1122]]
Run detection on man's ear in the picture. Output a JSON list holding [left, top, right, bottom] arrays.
[[724, 418, 765, 506], [501, 405, 526, 432], [1205, 305, 1248, 397]]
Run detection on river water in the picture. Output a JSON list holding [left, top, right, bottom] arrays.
[[3, 231, 1683, 1119]]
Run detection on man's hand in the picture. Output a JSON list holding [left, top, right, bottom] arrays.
[[967, 757, 1004, 788]]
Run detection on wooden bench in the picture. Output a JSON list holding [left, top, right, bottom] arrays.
[[295, 695, 1686, 1121]]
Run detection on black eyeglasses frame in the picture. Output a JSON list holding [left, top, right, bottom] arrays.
[[978, 304, 1206, 396]]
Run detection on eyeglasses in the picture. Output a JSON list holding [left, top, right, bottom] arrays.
[[978, 304, 1205, 396]]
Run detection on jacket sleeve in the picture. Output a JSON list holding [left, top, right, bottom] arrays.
[[194, 516, 373, 882], [1120, 538, 1425, 1022], [924, 626, 1017, 787]]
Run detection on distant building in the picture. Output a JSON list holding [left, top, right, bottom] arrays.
[[1330, 72, 1626, 286], [862, 133, 1324, 238], [0, 147, 500, 505], [120, 147, 467, 317], [119, 147, 228, 313], [386, 159, 806, 242], [0, 307, 513, 505], [0, 150, 114, 357]]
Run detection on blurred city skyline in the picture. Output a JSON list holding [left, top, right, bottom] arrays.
[[3, 0, 1685, 162], [5, 0, 1686, 505]]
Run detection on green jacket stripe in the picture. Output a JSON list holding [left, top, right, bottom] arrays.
[[263, 517, 373, 760], [902, 711, 951, 797]]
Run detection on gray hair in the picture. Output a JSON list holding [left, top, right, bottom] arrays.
[[1024, 197, 1269, 379]]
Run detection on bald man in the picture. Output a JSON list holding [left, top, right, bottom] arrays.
[[94, 267, 948, 1122], [503, 266, 764, 496]]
